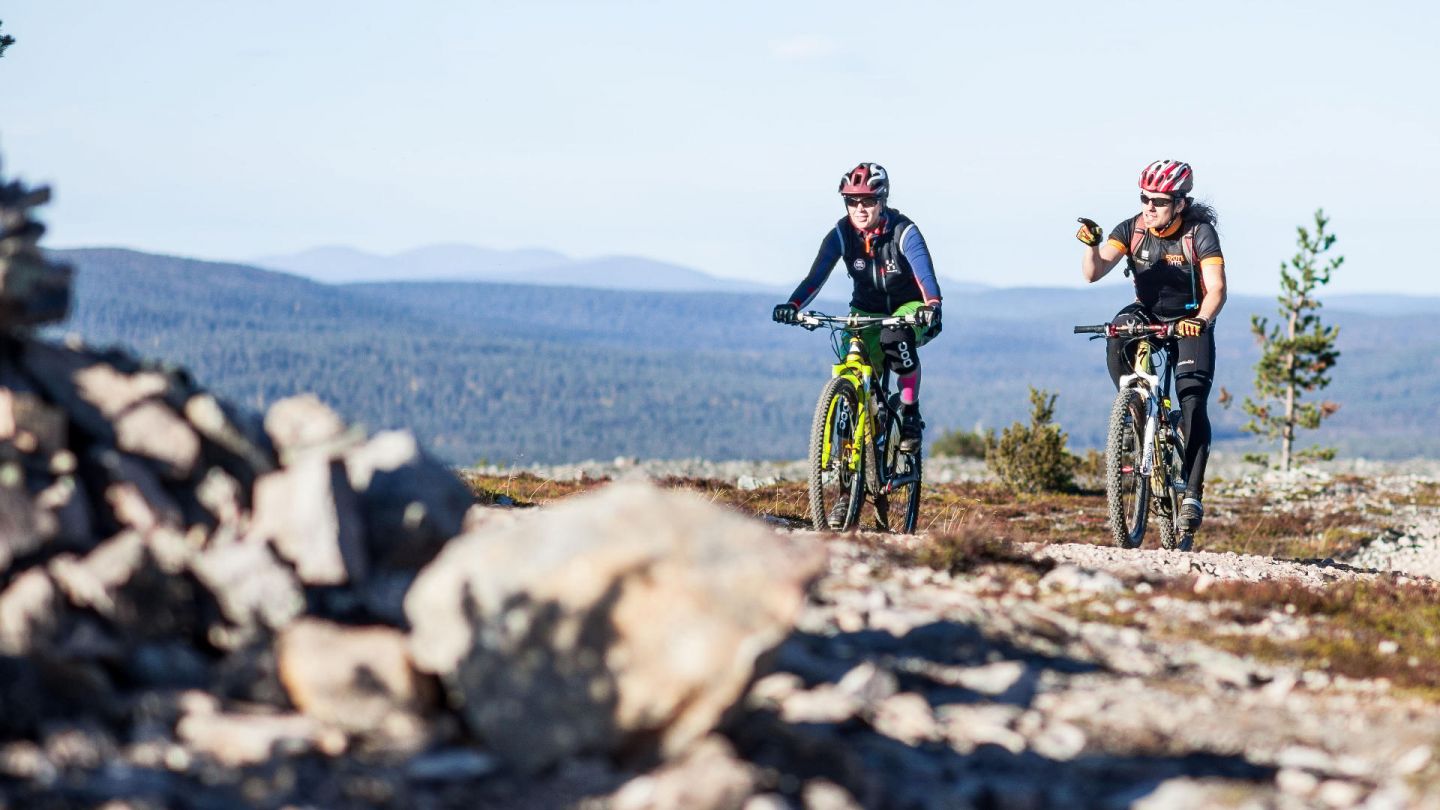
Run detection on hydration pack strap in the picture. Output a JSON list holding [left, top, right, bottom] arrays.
[[1125, 215, 1145, 277]]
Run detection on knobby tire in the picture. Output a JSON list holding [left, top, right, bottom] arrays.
[[808, 376, 864, 531], [1157, 420, 1187, 551], [1106, 387, 1149, 549]]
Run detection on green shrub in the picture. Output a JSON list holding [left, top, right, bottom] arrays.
[[931, 426, 991, 459], [985, 387, 1078, 494]]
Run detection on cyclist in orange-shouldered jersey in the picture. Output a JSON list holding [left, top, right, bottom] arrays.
[[1075, 159, 1228, 535]]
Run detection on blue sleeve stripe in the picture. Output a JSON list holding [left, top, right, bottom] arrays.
[[899, 224, 942, 304], [789, 227, 843, 309]]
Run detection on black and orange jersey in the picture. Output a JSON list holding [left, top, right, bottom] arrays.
[[1105, 216, 1224, 319]]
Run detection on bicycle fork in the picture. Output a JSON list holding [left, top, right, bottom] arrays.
[[1138, 387, 1158, 478], [822, 373, 870, 474]]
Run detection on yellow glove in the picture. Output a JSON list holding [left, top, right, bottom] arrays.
[[1176, 316, 1208, 338], [1075, 217, 1103, 247]]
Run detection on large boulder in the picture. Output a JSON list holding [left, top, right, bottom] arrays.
[[405, 480, 825, 774]]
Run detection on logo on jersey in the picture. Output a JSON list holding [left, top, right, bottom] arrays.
[[1164, 254, 1185, 267], [852, 258, 867, 272]]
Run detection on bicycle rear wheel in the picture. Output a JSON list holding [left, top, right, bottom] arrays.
[[1106, 387, 1149, 548], [808, 376, 865, 531], [1157, 430, 1188, 551], [871, 408, 922, 533]]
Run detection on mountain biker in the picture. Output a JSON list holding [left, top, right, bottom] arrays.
[[1076, 159, 1226, 536], [772, 162, 943, 453]]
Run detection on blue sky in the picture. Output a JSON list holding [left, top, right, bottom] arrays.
[[3, 1, 1437, 294]]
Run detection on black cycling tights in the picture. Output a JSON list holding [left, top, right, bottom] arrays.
[[1175, 371, 1211, 500]]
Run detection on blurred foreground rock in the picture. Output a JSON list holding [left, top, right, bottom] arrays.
[[407, 481, 826, 774]]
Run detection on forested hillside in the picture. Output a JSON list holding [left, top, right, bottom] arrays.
[[53, 247, 1435, 464]]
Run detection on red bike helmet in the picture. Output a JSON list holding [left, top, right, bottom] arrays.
[[1139, 160, 1194, 195], [839, 163, 889, 198]]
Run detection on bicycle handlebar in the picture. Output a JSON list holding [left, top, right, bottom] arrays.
[[793, 311, 920, 331], [1073, 322, 1173, 338]]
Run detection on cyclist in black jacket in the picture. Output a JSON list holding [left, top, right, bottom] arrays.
[[1076, 159, 1227, 534], [773, 163, 943, 452]]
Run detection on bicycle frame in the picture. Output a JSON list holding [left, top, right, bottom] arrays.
[[1075, 319, 1190, 548], [1128, 337, 1175, 490], [799, 311, 921, 488], [1121, 335, 1183, 495], [1076, 321, 1185, 494]]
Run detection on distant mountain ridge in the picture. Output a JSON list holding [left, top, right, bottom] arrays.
[[48, 246, 1440, 464], [251, 243, 778, 294], [248, 242, 997, 299]]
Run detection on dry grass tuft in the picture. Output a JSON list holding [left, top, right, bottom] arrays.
[[913, 511, 1053, 576]]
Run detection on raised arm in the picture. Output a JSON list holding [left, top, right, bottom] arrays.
[[1077, 217, 1126, 283], [1082, 239, 1125, 283]]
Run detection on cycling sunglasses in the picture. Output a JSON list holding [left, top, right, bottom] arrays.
[[844, 196, 882, 208], [1140, 193, 1179, 208]]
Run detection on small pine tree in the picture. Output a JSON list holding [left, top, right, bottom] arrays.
[[986, 387, 1077, 493], [0, 21, 14, 59], [1242, 209, 1343, 470]]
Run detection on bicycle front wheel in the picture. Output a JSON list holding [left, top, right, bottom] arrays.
[[1106, 387, 1149, 548], [872, 408, 922, 533], [808, 376, 865, 531]]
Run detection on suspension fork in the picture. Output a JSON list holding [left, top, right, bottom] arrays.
[[1138, 386, 1159, 477], [822, 361, 872, 472]]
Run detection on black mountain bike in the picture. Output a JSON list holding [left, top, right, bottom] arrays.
[[788, 312, 923, 533], [1074, 321, 1191, 551]]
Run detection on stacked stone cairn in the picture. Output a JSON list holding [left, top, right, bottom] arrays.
[[0, 159, 826, 808]]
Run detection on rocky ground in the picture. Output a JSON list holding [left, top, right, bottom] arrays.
[[455, 459, 1440, 809]]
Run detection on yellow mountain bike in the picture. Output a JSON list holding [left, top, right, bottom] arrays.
[[791, 312, 923, 533], [1074, 320, 1190, 551]]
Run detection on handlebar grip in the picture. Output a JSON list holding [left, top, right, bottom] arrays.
[[1073, 325, 1107, 334]]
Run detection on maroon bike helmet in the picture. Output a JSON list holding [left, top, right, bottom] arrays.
[[839, 163, 889, 198]]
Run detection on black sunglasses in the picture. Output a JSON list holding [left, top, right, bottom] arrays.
[[1140, 193, 1180, 208], [844, 196, 881, 208]]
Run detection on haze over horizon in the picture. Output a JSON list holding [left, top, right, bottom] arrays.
[[4, 1, 1438, 296]]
